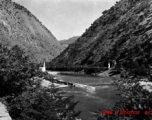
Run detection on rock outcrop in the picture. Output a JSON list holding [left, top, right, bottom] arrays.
[[0, 102, 12, 120]]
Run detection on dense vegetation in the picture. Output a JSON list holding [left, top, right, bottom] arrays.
[[94, 37, 152, 119], [52, 0, 152, 72], [94, 39, 152, 120], [96, 77, 152, 120], [0, 44, 80, 120]]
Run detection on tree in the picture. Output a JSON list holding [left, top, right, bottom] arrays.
[[8, 79, 81, 120], [0, 44, 81, 120]]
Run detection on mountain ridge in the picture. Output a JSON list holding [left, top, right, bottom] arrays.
[[0, 0, 63, 63], [60, 36, 79, 49], [53, 0, 152, 73], [60, 36, 79, 44]]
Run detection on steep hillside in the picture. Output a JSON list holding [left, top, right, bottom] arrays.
[[60, 36, 79, 49], [0, 0, 63, 63], [60, 36, 79, 44], [53, 0, 152, 72]]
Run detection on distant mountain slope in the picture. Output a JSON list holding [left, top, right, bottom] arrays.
[[53, 0, 152, 69], [60, 36, 79, 44], [0, 0, 63, 63], [60, 36, 79, 49]]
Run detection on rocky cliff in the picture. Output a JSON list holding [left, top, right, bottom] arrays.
[[0, 0, 63, 63], [53, 0, 152, 71]]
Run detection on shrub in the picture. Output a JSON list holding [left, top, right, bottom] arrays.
[[0, 44, 81, 120], [8, 80, 81, 120], [0, 44, 38, 98], [96, 78, 152, 120]]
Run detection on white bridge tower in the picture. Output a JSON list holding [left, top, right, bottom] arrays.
[[40, 60, 46, 72]]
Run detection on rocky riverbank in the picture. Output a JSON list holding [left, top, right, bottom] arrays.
[[33, 76, 75, 88], [32, 71, 76, 88], [98, 69, 111, 77], [0, 102, 12, 120]]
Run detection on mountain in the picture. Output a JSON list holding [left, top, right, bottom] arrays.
[[60, 36, 79, 49], [53, 0, 152, 72], [0, 0, 63, 63], [60, 36, 79, 45]]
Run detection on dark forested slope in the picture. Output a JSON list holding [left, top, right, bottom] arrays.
[[60, 36, 79, 50], [53, 0, 152, 74], [0, 0, 63, 63]]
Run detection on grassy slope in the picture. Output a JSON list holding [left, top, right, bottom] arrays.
[[0, 0, 63, 63]]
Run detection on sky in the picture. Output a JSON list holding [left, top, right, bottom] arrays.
[[12, 0, 119, 40]]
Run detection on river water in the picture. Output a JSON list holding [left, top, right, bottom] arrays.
[[48, 71, 120, 120]]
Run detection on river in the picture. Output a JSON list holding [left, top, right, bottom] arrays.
[[48, 71, 120, 120]]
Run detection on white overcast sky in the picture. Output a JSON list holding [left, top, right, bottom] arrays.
[[12, 0, 119, 40]]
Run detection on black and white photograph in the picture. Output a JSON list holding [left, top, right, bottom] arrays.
[[0, 0, 152, 120]]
